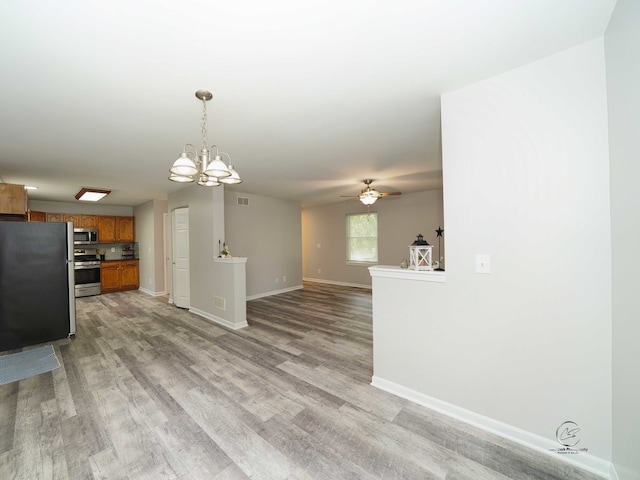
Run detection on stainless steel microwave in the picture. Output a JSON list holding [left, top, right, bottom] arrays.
[[73, 228, 98, 245]]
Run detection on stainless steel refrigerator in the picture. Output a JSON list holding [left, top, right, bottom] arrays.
[[0, 221, 76, 351]]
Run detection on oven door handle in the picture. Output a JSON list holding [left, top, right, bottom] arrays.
[[74, 264, 101, 270]]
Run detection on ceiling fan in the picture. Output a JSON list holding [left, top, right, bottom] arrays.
[[341, 179, 401, 205]]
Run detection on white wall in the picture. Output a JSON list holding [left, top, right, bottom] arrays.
[[224, 191, 302, 298], [302, 190, 444, 287], [133, 199, 168, 295], [605, 0, 640, 478], [440, 37, 612, 460], [373, 38, 612, 468], [168, 185, 241, 323]]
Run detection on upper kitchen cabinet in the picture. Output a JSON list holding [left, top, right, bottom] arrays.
[[98, 216, 134, 242], [28, 211, 46, 222], [0, 183, 27, 216], [81, 215, 98, 229], [63, 214, 98, 228], [98, 216, 116, 242], [116, 216, 134, 242], [63, 214, 82, 226], [46, 212, 64, 223]]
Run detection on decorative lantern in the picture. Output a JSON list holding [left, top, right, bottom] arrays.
[[409, 234, 433, 271]]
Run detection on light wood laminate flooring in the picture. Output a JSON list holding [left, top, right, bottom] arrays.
[[0, 282, 604, 479]]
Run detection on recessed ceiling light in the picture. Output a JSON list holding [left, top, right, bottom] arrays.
[[75, 187, 111, 202], [24, 185, 38, 190]]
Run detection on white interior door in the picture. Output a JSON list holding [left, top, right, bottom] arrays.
[[172, 207, 190, 308], [163, 213, 169, 295]]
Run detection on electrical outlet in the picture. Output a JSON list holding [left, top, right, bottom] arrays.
[[317, 268, 321, 274], [283, 276, 287, 283], [275, 277, 279, 283]]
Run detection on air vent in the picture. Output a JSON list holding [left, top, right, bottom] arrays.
[[237, 196, 249, 206], [214, 296, 226, 311]]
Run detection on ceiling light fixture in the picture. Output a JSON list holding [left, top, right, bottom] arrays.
[[359, 191, 379, 205], [169, 90, 242, 186], [359, 181, 381, 205], [75, 187, 111, 202]]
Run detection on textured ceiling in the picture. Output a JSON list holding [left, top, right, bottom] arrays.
[[0, 0, 616, 207]]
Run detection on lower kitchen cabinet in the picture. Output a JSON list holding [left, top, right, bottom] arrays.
[[101, 260, 139, 293]]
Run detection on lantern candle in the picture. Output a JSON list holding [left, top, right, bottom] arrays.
[[409, 234, 433, 271]]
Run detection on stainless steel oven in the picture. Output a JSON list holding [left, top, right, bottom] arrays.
[[74, 248, 101, 297]]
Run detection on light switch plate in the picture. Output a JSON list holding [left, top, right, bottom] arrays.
[[476, 254, 491, 274]]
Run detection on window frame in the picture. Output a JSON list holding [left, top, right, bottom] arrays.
[[345, 212, 379, 265]]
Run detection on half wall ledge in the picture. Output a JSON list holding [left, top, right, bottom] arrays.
[[368, 265, 445, 283]]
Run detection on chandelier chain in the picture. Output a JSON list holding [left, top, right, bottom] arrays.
[[200, 99, 208, 150]]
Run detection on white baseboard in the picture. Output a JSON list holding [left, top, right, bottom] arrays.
[[138, 287, 168, 297], [247, 285, 303, 301], [609, 464, 620, 480], [302, 277, 372, 290], [371, 376, 612, 479], [189, 307, 248, 330]]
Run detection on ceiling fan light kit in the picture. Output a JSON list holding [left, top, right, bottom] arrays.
[[169, 90, 242, 186], [342, 179, 401, 205]]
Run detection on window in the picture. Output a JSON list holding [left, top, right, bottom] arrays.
[[346, 212, 378, 263]]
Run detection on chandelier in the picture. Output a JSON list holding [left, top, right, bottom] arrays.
[[169, 90, 242, 186]]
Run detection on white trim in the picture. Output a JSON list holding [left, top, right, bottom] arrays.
[[371, 376, 611, 479], [138, 287, 168, 297], [189, 307, 248, 330], [609, 464, 619, 480], [213, 256, 248, 264], [303, 277, 372, 289], [247, 285, 303, 301], [369, 265, 445, 283]]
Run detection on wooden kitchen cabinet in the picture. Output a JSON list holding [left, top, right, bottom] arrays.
[[0, 183, 27, 215], [81, 215, 98, 228], [63, 214, 82, 226], [116, 216, 134, 242], [98, 216, 116, 242], [98, 216, 134, 242], [29, 210, 47, 222], [46, 212, 64, 222], [119, 261, 139, 289], [100, 262, 121, 293], [63, 214, 99, 228], [101, 260, 139, 293]]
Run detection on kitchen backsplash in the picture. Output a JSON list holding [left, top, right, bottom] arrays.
[[96, 243, 139, 261]]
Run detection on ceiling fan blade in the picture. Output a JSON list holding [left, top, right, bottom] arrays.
[[340, 195, 359, 198], [379, 192, 401, 197]]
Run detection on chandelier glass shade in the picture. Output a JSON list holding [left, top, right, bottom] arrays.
[[169, 90, 241, 186], [359, 193, 378, 205], [359, 185, 380, 205]]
